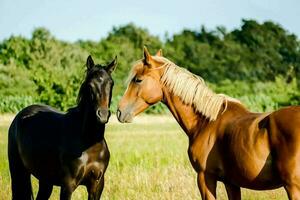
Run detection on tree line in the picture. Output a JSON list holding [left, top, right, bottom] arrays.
[[0, 19, 300, 113]]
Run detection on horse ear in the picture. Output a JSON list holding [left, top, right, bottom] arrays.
[[106, 56, 117, 74], [86, 55, 95, 70], [156, 49, 163, 57], [143, 46, 153, 65]]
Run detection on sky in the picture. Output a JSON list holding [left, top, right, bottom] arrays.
[[0, 0, 299, 42]]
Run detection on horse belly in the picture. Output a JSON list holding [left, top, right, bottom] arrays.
[[223, 151, 281, 190], [222, 132, 282, 190], [20, 146, 62, 183]]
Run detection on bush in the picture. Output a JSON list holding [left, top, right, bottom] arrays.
[[211, 76, 298, 112], [0, 96, 37, 113], [1, 21, 300, 113]]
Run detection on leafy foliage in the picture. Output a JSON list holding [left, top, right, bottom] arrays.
[[0, 20, 300, 113]]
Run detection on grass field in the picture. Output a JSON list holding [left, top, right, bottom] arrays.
[[0, 114, 287, 200]]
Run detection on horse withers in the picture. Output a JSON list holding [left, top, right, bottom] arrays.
[[117, 47, 300, 200], [8, 55, 117, 200]]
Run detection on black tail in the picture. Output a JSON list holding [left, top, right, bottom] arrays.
[[8, 117, 33, 200]]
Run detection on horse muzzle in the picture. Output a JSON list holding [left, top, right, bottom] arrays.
[[116, 108, 133, 123], [96, 109, 111, 124]]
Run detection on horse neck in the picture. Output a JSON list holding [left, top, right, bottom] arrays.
[[77, 103, 105, 144], [161, 86, 209, 139], [162, 85, 250, 139]]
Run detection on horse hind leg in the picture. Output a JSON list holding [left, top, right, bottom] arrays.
[[8, 137, 33, 200], [8, 118, 33, 200], [275, 142, 300, 199], [277, 154, 300, 200], [281, 161, 300, 199]]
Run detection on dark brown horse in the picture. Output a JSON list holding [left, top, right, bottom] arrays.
[[117, 47, 300, 200], [8, 55, 117, 200]]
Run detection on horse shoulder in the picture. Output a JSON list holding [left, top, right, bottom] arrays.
[[188, 122, 221, 172]]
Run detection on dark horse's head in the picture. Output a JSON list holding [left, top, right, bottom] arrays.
[[78, 55, 117, 124]]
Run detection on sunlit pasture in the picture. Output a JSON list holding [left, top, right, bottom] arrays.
[[0, 114, 286, 199]]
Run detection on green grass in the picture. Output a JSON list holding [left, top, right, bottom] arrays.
[[0, 114, 287, 199]]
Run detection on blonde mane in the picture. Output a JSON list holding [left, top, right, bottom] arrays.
[[154, 56, 239, 121], [128, 56, 240, 121]]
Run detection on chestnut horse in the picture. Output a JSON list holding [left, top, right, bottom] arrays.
[[117, 47, 300, 200], [8, 55, 117, 200]]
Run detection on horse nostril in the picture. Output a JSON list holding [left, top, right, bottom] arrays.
[[117, 109, 121, 119], [96, 109, 101, 118]]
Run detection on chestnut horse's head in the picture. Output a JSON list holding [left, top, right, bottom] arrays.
[[117, 47, 165, 123]]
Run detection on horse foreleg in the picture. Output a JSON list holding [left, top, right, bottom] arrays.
[[87, 175, 105, 200], [36, 182, 53, 200], [224, 183, 241, 200], [60, 182, 76, 200], [197, 172, 217, 200]]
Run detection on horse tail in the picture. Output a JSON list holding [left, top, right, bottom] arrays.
[[8, 116, 33, 200]]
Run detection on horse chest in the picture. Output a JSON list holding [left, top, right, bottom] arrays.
[[188, 133, 222, 174], [66, 143, 110, 185], [79, 155, 103, 180]]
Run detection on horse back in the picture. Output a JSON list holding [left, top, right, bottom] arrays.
[[10, 104, 65, 139]]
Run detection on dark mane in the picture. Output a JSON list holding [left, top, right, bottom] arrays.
[[76, 66, 102, 108], [76, 78, 90, 108]]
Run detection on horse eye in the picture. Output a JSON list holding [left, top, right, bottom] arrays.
[[133, 77, 142, 83]]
